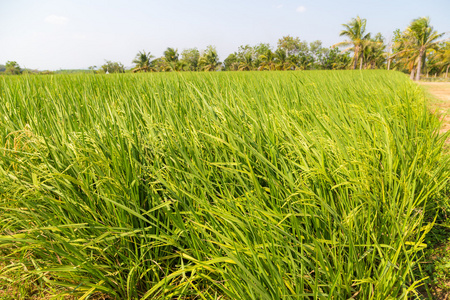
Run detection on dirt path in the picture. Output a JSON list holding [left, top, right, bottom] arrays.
[[419, 82, 450, 137], [419, 82, 450, 299]]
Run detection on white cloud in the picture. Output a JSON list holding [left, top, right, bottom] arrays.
[[276, 4, 283, 8], [44, 15, 69, 25], [296, 6, 306, 13]]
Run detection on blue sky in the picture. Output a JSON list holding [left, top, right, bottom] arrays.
[[0, 0, 449, 70]]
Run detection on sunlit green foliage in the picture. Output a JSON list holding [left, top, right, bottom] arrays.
[[0, 71, 448, 299], [101, 60, 125, 73], [4, 61, 21, 75]]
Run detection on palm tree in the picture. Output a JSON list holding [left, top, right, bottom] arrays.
[[163, 48, 180, 71], [199, 46, 221, 71], [224, 53, 239, 71], [287, 54, 300, 70], [274, 49, 294, 70], [258, 49, 276, 71], [362, 33, 385, 69], [238, 52, 254, 71], [132, 50, 154, 72], [433, 42, 450, 78], [391, 29, 419, 79], [334, 16, 371, 69], [164, 48, 179, 62], [407, 17, 444, 80], [296, 52, 314, 70]]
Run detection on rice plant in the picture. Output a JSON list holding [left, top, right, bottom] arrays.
[[0, 70, 448, 299]]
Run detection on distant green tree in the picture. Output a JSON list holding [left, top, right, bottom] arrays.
[[390, 28, 418, 76], [407, 17, 445, 80], [274, 48, 288, 70], [88, 66, 97, 74], [132, 50, 154, 72], [258, 48, 276, 71], [291, 41, 315, 70], [5, 61, 21, 75], [308, 40, 329, 69], [391, 18, 445, 80], [180, 48, 200, 71], [253, 43, 271, 57], [362, 33, 386, 69], [321, 48, 351, 70], [273, 49, 297, 70], [253, 43, 271, 69], [287, 54, 301, 70], [236, 45, 254, 71], [334, 16, 371, 69], [164, 47, 179, 62], [163, 47, 179, 71], [277, 36, 302, 56], [101, 60, 125, 73], [434, 42, 450, 78], [224, 53, 239, 71], [151, 57, 167, 72], [239, 53, 254, 71], [198, 46, 221, 71], [426, 48, 443, 77]]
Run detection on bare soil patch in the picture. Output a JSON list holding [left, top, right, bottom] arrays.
[[419, 82, 450, 139], [419, 82, 450, 299]]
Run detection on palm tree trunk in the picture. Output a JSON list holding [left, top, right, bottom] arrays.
[[410, 68, 415, 80], [446, 65, 449, 78], [387, 58, 391, 70], [415, 50, 424, 81], [353, 47, 358, 70], [359, 55, 363, 70]]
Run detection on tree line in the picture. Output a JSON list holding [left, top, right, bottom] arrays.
[[336, 16, 449, 80], [2, 16, 449, 80], [102, 16, 450, 80], [0, 61, 22, 75]]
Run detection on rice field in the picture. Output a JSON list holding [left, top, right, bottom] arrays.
[[0, 70, 449, 299]]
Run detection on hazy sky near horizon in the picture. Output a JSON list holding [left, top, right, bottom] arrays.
[[0, 0, 449, 70]]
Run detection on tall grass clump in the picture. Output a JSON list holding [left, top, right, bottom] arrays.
[[0, 70, 448, 299]]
